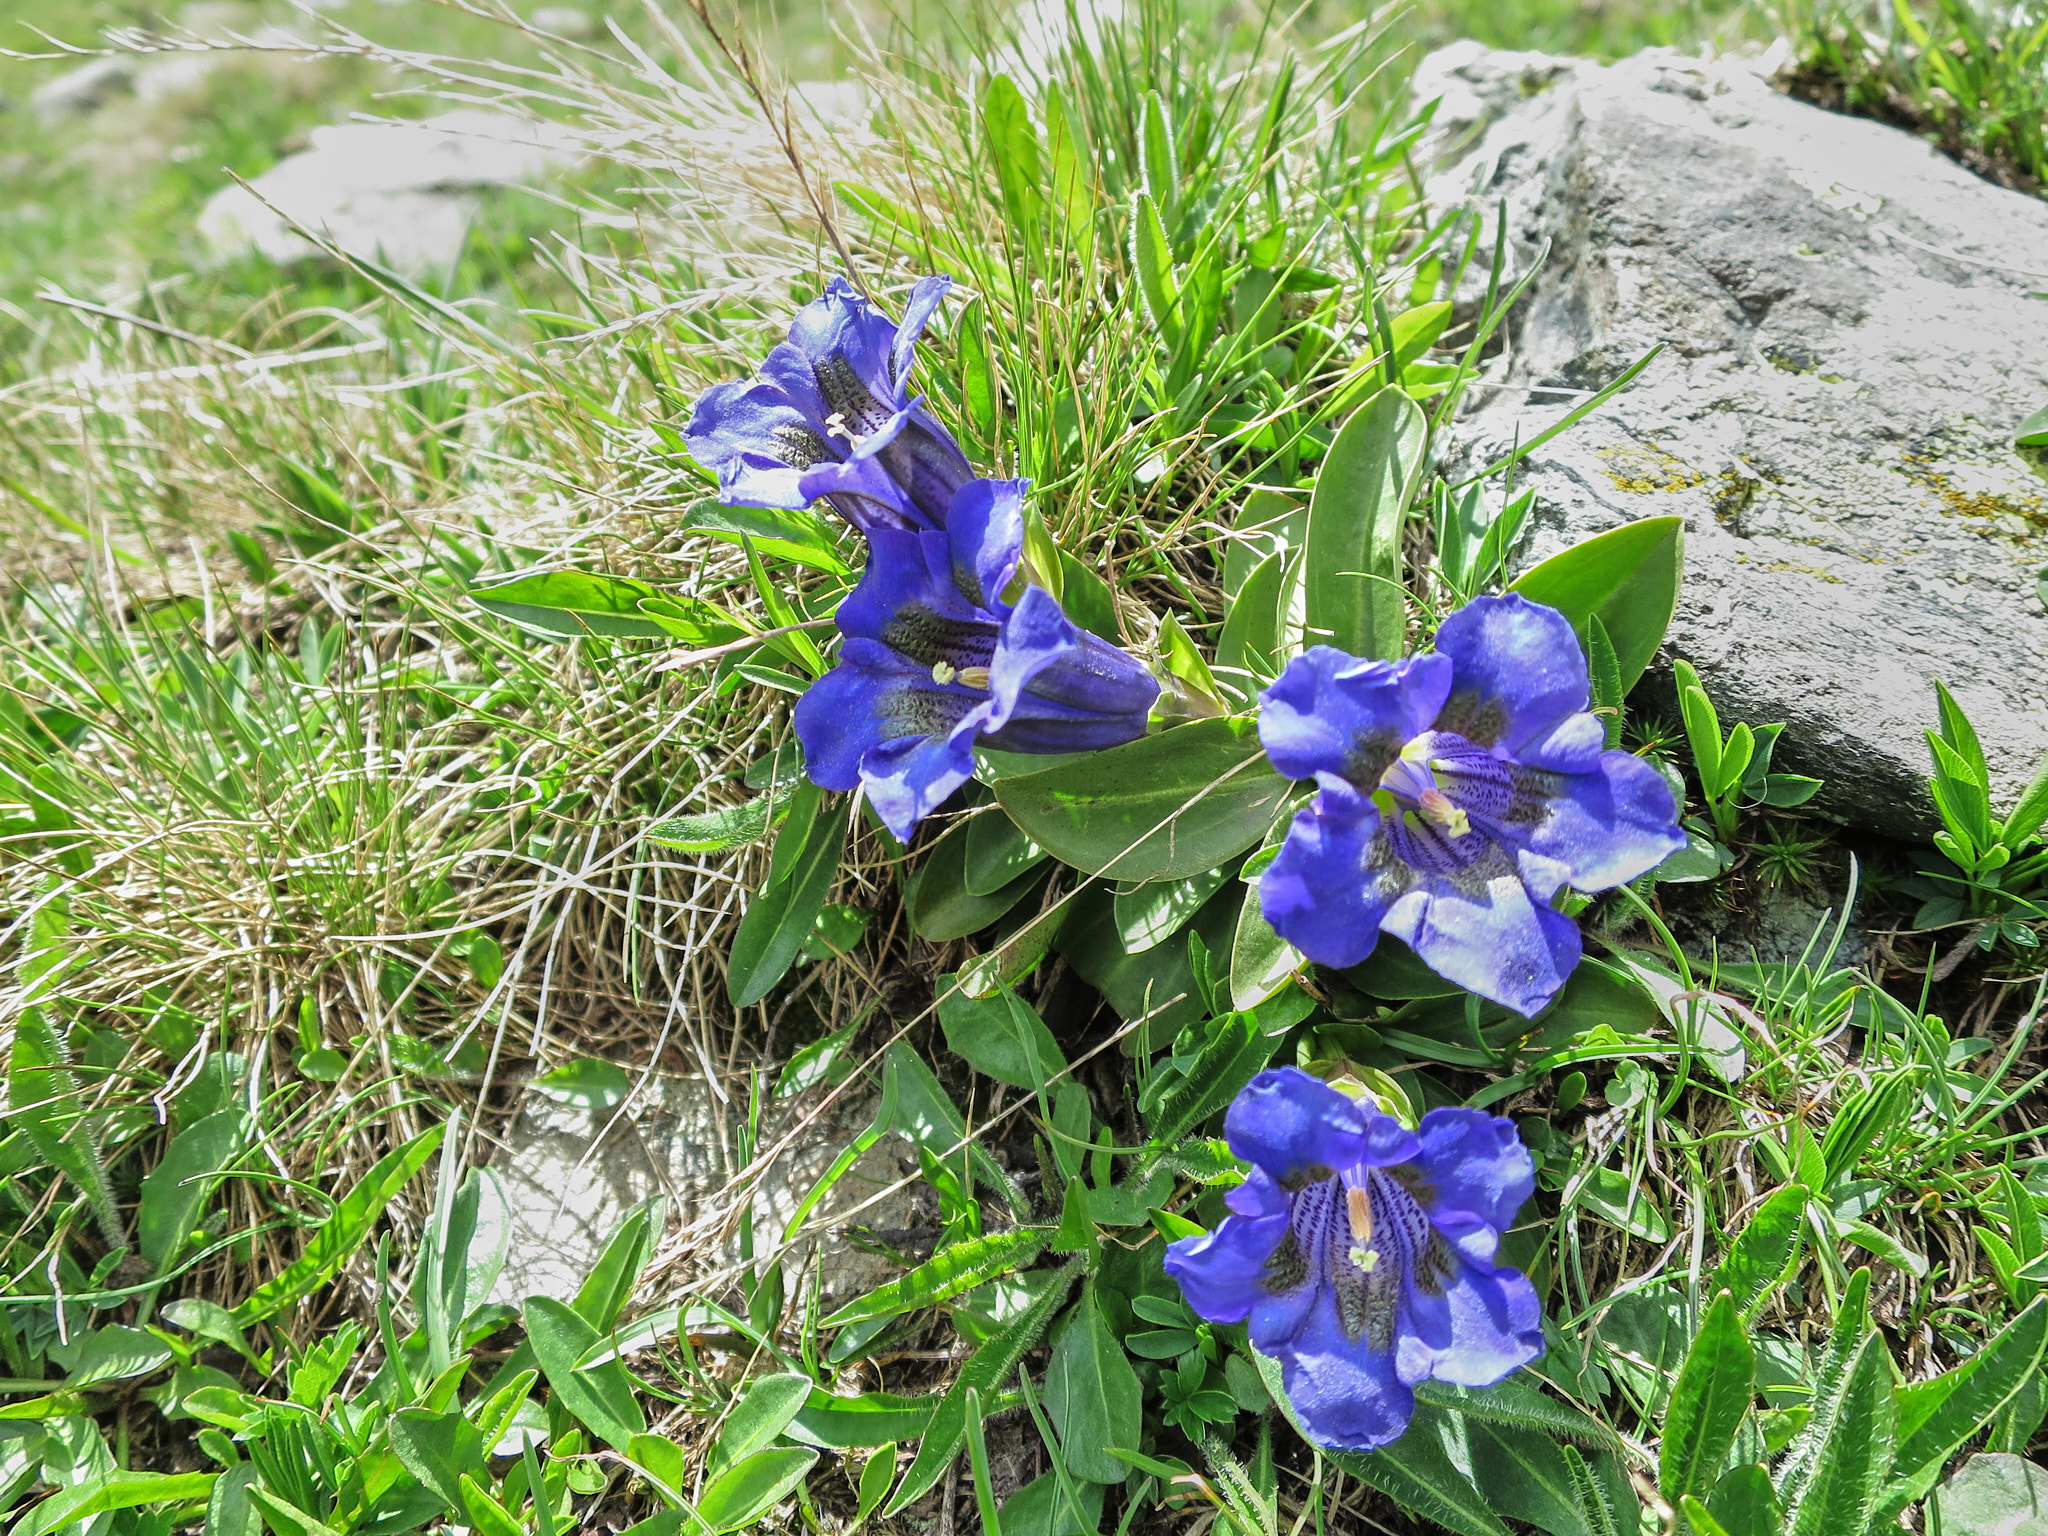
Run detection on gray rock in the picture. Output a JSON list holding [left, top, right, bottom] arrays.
[[488, 1071, 914, 1309], [196, 109, 584, 275], [1422, 43, 2048, 837], [30, 58, 136, 122], [1931, 1452, 2048, 1535]]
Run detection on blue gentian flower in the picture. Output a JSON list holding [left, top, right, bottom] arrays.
[[794, 479, 1159, 839], [1165, 1068, 1542, 1452], [1256, 595, 1685, 1017], [684, 275, 975, 534]]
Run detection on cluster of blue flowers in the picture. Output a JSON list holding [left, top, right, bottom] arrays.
[[687, 276, 1688, 1452], [687, 276, 1160, 843]]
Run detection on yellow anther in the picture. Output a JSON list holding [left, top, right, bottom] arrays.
[[1346, 1185, 1374, 1244], [930, 661, 958, 685], [1348, 1245, 1380, 1272], [1416, 788, 1471, 838]]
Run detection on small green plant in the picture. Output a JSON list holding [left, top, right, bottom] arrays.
[[1673, 657, 1824, 847], [1899, 681, 2048, 956]]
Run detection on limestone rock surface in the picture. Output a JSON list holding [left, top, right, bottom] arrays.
[[1422, 43, 2048, 836], [197, 110, 584, 275]]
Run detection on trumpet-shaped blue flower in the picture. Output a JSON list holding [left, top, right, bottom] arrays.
[[1256, 595, 1685, 1017], [685, 275, 974, 534], [794, 479, 1159, 839], [1165, 1068, 1542, 1452]]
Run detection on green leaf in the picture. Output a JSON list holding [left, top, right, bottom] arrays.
[[992, 718, 1288, 883], [205, 1463, 260, 1536], [1139, 91, 1177, 220], [1144, 1012, 1278, 1148], [679, 499, 849, 575], [1660, 1293, 1755, 1505], [938, 984, 1065, 1090], [884, 1046, 1025, 1213], [530, 1058, 632, 1107], [1044, 1285, 1142, 1485], [1706, 1465, 1780, 1536], [1999, 754, 2048, 845], [64, 1325, 174, 1387], [389, 1407, 487, 1512], [790, 1391, 941, 1448], [1303, 387, 1426, 660], [1130, 192, 1181, 349], [572, 1196, 660, 1332], [138, 1107, 248, 1273], [416, 1161, 510, 1376], [856, 1443, 899, 1524], [885, 1260, 1082, 1514], [1509, 516, 1684, 692], [232, 1124, 443, 1325], [907, 820, 1043, 941], [699, 1447, 818, 1533], [1388, 302, 1453, 370], [244, 1487, 344, 1536], [1113, 866, 1233, 955], [458, 1472, 529, 1536], [998, 1471, 1103, 1536], [1215, 549, 1288, 694], [647, 790, 789, 854], [1884, 1298, 2048, 1517], [1228, 884, 1298, 1010], [524, 1295, 648, 1451], [1464, 1416, 1611, 1536], [470, 570, 679, 639], [14, 1472, 216, 1536], [711, 1373, 813, 1475], [1563, 1447, 1622, 1536], [824, 1229, 1050, 1329], [1260, 1349, 1507, 1536], [1784, 1330, 1893, 1536], [983, 74, 1045, 246], [1933, 680, 1989, 780], [964, 812, 1048, 897], [729, 787, 845, 1007], [1709, 1185, 1808, 1319], [1043, 83, 1094, 268]]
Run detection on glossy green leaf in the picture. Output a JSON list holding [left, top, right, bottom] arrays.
[[1706, 1464, 1780, 1536], [1043, 84, 1094, 268], [1660, 1293, 1754, 1505], [885, 1260, 1081, 1514], [961, 810, 1047, 898], [1304, 386, 1426, 660], [992, 718, 1287, 883], [729, 789, 845, 1007], [1215, 548, 1288, 696], [1044, 1285, 1142, 1485], [790, 1392, 940, 1448], [470, 570, 679, 639], [1509, 516, 1683, 692], [458, 1472, 528, 1536], [64, 1325, 173, 1387], [884, 1045, 1024, 1212], [525, 1295, 647, 1451], [856, 1444, 898, 1524], [908, 820, 1043, 941], [232, 1124, 443, 1325], [1929, 1453, 2048, 1535], [1228, 884, 1298, 1010], [938, 984, 1064, 1090], [1113, 866, 1232, 955]]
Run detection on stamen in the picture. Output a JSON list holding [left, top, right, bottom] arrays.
[[824, 410, 857, 443], [1416, 788, 1471, 838], [1346, 1187, 1378, 1271], [1346, 1184, 1374, 1243], [930, 661, 958, 685], [956, 666, 992, 690]]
